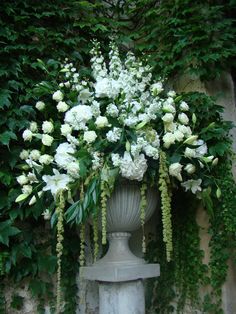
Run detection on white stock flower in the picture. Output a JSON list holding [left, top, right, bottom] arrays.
[[178, 113, 189, 125], [42, 134, 54, 146], [20, 150, 29, 160], [83, 131, 97, 143], [30, 149, 41, 161], [95, 116, 109, 128], [29, 122, 38, 132], [17, 174, 28, 185], [57, 101, 69, 112], [65, 105, 93, 130], [61, 124, 72, 136], [163, 132, 175, 148], [23, 129, 33, 141], [181, 179, 202, 194], [42, 121, 54, 134], [36, 101, 45, 111], [184, 147, 196, 158], [111, 153, 121, 167], [184, 163, 196, 174], [120, 152, 148, 181], [169, 163, 183, 181], [22, 185, 32, 195], [39, 154, 53, 165], [52, 90, 64, 102], [179, 101, 189, 111], [42, 169, 72, 196]]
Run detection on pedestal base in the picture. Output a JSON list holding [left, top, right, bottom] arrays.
[[99, 280, 144, 314]]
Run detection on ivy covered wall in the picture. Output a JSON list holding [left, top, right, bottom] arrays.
[[0, 1, 236, 313]]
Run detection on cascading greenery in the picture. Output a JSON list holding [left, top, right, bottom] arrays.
[[0, 0, 236, 313]]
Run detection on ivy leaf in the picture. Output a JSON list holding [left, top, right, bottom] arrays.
[[0, 220, 21, 246], [0, 89, 11, 108], [0, 130, 17, 146]]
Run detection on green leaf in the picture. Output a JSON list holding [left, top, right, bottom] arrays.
[[0, 130, 17, 146], [0, 220, 21, 245], [15, 194, 29, 203]]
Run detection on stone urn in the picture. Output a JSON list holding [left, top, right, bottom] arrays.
[[95, 181, 159, 267]]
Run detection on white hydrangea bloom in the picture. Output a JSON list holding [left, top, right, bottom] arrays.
[[120, 152, 148, 181], [55, 142, 76, 168], [106, 127, 122, 143], [111, 153, 121, 167], [106, 103, 119, 117], [169, 163, 183, 181], [65, 105, 93, 130], [42, 121, 54, 134]]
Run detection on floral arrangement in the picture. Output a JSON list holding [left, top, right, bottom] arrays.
[[16, 41, 219, 310]]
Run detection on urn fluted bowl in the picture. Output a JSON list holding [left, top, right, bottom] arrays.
[[106, 181, 159, 233]]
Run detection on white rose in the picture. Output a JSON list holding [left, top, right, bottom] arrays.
[[184, 163, 196, 174], [83, 131, 97, 143], [61, 124, 72, 136], [178, 113, 189, 125], [22, 129, 33, 141], [163, 132, 175, 148], [167, 91, 176, 97], [39, 154, 53, 165], [22, 185, 32, 195], [169, 163, 183, 181], [30, 149, 41, 160], [151, 82, 163, 95], [20, 150, 29, 160], [42, 121, 54, 134], [29, 122, 38, 132], [184, 147, 196, 158], [36, 101, 45, 111], [57, 101, 69, 112], [52, 90, 64, 102], [42, 134, 54, 146], [162, 113, 174, 124], [95, 116, 109, 128], [179, 101, 189, 111], [162, 103, 176, 114], [17, 174, 28, 185]]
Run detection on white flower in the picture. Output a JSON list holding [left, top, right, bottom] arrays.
[[42, 169, 72, 196], [184, 163, 196, 174], [162, 103, 176, 114], [184, 147, 196, 158], [120, 152, 148, 181], [23, 129, 33, 142], [42, 121, 54, 134], [95, 116, 109, 128], [65, 105, 93, 130], [184, 135, 198, 145], [29, 191, 43, 205], [67, 162, 80, 178], [30, 149, 41, 161], [57, 101, 69, 112], [66, 134, 79, 146], [169, 163, 183, 181], [181, 179, 202, 194], [91, 100, 101, 117], [55, 142, 76, 168], [174, 130, 184, 142], [162, 113, 174, 124], [106, 103, 119, 117], [178, 113, 189, 125], [20, 150, 29, 160], [95, 78, 110, 98], [143, 145, 159, 160], [106, 127, 122, 143], [42, 134, 54, 146], [42, 209, 51, 220], [52, 90, 64, 102], [36, 101, 45, 111], [17, 174, 28, 185], [92, 152, 102, 170], [179, 101, 189, 111], [178, 125, 192, 137], [39, 154, 53, 165], [167, 90, 176, 97], [195, 140, 207, 157], [163, 132, 175, 148], [22, 185, 32, 195], [111, 153, 121, 167], [29, 122, 38, 132], [151, 82, 163, 95], [27, 172, 38, 183], [26, 158, 43, 172], [79, 88, 92, 104], [83, 131, 97, 143], [61, 124, 72, 136]]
